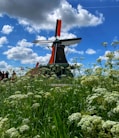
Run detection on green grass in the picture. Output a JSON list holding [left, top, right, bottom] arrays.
[[0, 51, 119, 137]]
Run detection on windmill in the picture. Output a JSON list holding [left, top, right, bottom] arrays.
[[33, 19, 82, 77]]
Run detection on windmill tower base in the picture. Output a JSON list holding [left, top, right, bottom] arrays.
[[38, 64, 74, 78]]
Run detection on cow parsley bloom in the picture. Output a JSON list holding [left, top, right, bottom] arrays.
[[112, 105, 119, 114], [68, 112, 81, 123], [111, 123, 119, 136], [33, 135, 41, 138], [0, 117, 9, 130], [44, 92, 51, 98], [19, 124, 30, 133], [104, 91, 119, 104], [22, 118, 30, 125], [8, 94, 28, 100], [5, 127, 20, 138], [102, 120, 117, 130], [77, 115, 102, 133], [32, 103, 40, 109]]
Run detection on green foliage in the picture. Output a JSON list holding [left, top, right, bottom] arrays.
[[0, 48, 119, 137]]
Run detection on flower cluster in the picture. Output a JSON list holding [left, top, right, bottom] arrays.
[[0, 117, 9, 130], [86, 88, 119, 117], [68, 113, 119, 137], [77, 115, 102, 134], [80, 75, 99, 88], [5, 127, 20, 138], [19, 124, 30, 133], [68, 112, 81, 123]]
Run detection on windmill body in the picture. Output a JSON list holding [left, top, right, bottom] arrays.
[[49, 43, 68, 64], [33, 19, 82, 77]]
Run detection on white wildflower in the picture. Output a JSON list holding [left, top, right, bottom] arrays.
[[105, 51, 114, 59], [102, 120, 117, 130], [34, 94, 42, 99], [104, 92, 119, 104], [44, 92, 51, 98], [112, 105, 119, 114], [22, 118, 30, 125], [77, 115, 102, 133], [5, 127, 16, 134], [33, 135, 41, 138], [68, 112, 81, 123], [39, 79, 43, 82], [51, 125, 56, 131], [0, 117, 9, 129], [32, 103, 40, 109], [27, 92, 34, 97], [5, 127, 20, 138], [8, 94, 28, 100], [93, 87, 107, 94], [86, 105, 97, 114], [111, 123, 119, 136], [14, 91, 21, 94], [19, 124, 30, 133]]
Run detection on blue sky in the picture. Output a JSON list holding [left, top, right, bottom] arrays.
[[0, 0, 119, 73]]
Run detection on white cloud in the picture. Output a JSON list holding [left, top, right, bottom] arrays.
[[1, 25, 14, 34], [98, 55, 108, 61], [114, 50, 119, 59], [36, 36, 47, 41], [0, 61, 8, 69], [66, 47, 84, 55], [17, 39, 33, 47], [0, 36, 8, 47], [60, 32, 77, 40], [0, 61, 12, 71], [3, 46, 50, 65], [26, 26, 35, 33], [4, 47, 37, 64], [36, 54, 51, 65], [85, 48, 96, 54], [0, 61, 25, 76], [0, 0, 104, 33], [0, 13, 3, 17]]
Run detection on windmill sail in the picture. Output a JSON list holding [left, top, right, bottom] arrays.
[[32, 19, 82, 77], [60, 38, 82, 46], [49, 46, 56, 64], [55, 19, 62, 37], [33, 19, 82, 66]]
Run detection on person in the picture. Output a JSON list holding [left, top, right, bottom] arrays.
[[2, 71, 5, 80], [5, 71, 9, 78], [0, 71, 2, 80], [11, 70, 17, 80]]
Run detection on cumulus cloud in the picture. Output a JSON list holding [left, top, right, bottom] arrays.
[[0, 61, 8, 69], [0, 61, 12, 71], [4, 47, 37, 64], [0, 36, 8, 47], [0, 0, 105, 67], [3, 46, 50, 65], [1, 25, 14, 34], [66, 47, 84, 55], [0, 0, 104, 32], [85, 48, 96, 54], [17, 39, 33, 47], [37, 54, 51, 64], [0, 13, 3, 17]]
